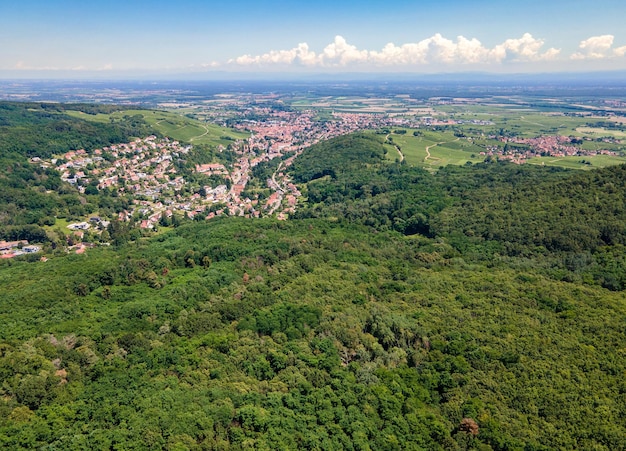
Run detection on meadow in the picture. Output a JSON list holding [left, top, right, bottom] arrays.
[[526, 154, 626, 169], [576, 126, 626, 138]]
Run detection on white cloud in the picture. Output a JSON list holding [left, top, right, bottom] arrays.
[[320, 36, 369, 66], [615, 45, 626, 57], [455, 36, 492, 63], [571, 35, 626, 59], [367, 35, 484, 66], [199, 61, 222, 68], [229, 33, 560, 68], [230, 42, 318, 66], [494, 33, 560, 62]]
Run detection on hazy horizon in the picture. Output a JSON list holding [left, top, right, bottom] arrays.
[[2, 69, 626, 83]]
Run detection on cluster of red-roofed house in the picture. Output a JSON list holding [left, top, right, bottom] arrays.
[[42, 105, 414, 235], [0, 240, 41, 259]]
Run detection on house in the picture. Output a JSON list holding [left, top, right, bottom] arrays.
[[67, 222, 91, 231], [195, 163, 227, 174]]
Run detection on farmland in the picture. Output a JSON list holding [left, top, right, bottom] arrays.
[[383, 130, 485, 168], [526, 154, 626, 169]]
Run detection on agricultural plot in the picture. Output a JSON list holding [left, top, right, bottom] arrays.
[[452, 113, 591, 138], [290, 95, 429, 115], [435, 104, 603, 138], [526, 154, 626, 170], [512, 114, 589, 136], [576, 127, 626, 139], [579, 140, 626, 153]]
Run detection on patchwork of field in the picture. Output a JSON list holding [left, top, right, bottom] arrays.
[[439, 110, 596, 138], [291, 95, 430, 115], [66, 95, 626, 171], [576, 127, 626, 138], [380, 127, 626, 171]]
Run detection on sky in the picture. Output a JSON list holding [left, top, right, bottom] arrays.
[[2, 0, 626, 78]]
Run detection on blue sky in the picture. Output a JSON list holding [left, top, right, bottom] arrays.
[[2, 0, 626, 77]]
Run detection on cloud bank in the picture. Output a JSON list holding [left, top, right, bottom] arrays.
[[229, 33, 561, 68], [229, 33, 626, 69], [7, 33, 626, 74]]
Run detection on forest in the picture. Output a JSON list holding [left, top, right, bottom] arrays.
[[0, 109, 625, 450]]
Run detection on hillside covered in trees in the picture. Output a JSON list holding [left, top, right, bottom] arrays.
[[0, 127, 625, 449]]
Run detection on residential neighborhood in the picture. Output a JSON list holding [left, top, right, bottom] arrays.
[[40, 108, 409, 235]]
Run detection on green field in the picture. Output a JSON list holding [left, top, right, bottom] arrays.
[[383, 129, 486, 168], [464, 113, 587, 137], [576, 126, 626, 138], [381, 128, 626, 171], [67, 109, 248, 147], [508, 114, 591, 136], [526, 154, 626, 170]]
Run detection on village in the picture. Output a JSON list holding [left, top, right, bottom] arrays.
[[484, 134, 620, 163]]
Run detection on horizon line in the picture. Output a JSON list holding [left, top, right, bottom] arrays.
[[2, 69, 626, 83]]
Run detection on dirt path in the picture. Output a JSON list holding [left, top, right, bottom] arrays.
[[425, 144, 433, 160], [519, 116, 544, 127], [189, 123, 210, 142], [385, 134, 404, 162], [424, 138, 460, 161], [395, 145, 404, 162]]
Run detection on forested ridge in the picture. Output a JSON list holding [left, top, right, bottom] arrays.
[[293, 133, 626, 290], [0, 102, 153, 159], [0, 123, 625, 449]]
